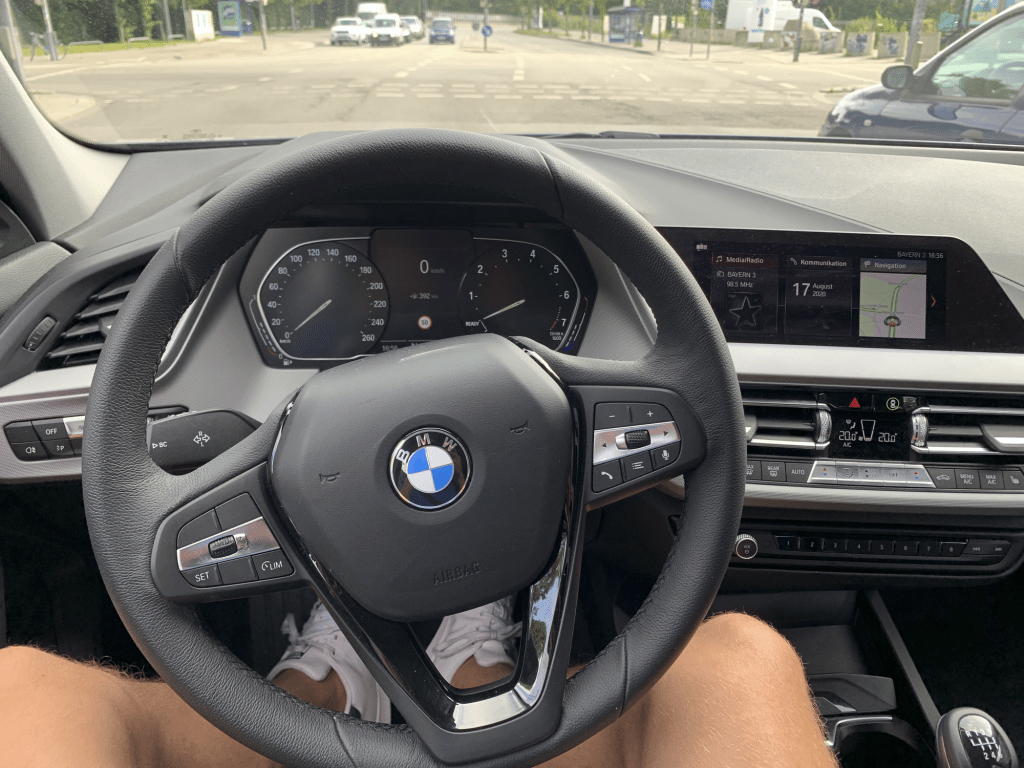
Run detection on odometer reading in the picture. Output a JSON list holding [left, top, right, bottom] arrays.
[[458, 242, 579, 350], [259, 241, 389, 360]]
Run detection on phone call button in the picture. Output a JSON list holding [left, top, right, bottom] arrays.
[[593, 460, 624, 493]]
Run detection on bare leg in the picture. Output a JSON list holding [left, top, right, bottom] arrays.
[[0, 613, 836, 768]]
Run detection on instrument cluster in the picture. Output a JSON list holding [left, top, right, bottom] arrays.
[[239, 227, 597, 367]]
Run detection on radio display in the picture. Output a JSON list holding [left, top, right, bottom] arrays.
[[689, 239, 947, 348], [830, 413, 909, 460]]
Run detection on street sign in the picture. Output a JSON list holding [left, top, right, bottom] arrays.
[[700, 0, 712, 10], [481, 24, 493, 36]]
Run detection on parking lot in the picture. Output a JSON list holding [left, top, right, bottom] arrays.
[[21, 25, 897, 143]]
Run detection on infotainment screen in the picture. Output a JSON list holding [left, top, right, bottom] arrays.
[[692, 240, 947, 346]]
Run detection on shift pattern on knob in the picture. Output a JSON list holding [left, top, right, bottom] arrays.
[[937, 708, 1018, 768]]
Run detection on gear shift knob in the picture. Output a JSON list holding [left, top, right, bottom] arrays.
[[937, 708, 1018, 768]]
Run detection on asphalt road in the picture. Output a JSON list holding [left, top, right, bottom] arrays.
[[21, 26, 894, 143]]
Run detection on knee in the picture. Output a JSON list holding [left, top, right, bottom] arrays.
[[0, 645, 60, 692], [690, 612, 807, 683]]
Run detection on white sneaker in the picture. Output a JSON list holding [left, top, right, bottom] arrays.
[[268, 600, 391, 723], [425, 597, 521, 684]]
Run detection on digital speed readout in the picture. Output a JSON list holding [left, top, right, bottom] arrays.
[[830, 414, 909, 460]]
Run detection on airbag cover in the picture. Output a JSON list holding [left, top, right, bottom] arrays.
[[270, 335, 572, 622]]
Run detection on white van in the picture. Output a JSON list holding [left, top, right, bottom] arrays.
[[726, 0, 838, 42], [356, 2, 387, 22]]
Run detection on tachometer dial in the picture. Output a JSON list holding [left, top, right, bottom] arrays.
[[259, 241, 389, 360], [458, 242, 579, 350]]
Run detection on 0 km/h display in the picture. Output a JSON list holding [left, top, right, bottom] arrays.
[[258, 242, 390, 360], [458, 242, 580, 350], [247, 232, 592, 364]]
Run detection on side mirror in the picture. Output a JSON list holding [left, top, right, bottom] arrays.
[[881, 64, 914, 89]]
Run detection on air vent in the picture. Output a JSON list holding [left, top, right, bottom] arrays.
[[912, 397, 1024, 459], [43, 270, 142, 368], [742, 388, 830, 453]]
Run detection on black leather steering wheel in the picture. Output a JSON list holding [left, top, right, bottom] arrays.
[[82, 130, 745, 768]]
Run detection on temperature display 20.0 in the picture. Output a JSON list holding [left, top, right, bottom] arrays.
[[830, 414, 908, 460]]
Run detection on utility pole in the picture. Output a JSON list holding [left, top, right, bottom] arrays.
[[588, 0, 592, 40], [40, 0, 58, 61], [656, 0, 661, 50], [705, 0, 712, 58], [0, 0, 24, 82], [905, 0, 927, 65], [483, 0, 488, 51], [258, 0, 268, 48], [290, 0, 297, 31], [689, 0, 695, 56], [162, 0, 174, 38], [182, 0, 191, 40], [792, 0, 805, 61]]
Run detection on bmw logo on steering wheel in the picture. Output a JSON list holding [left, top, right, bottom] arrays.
[[390, 428, 471, 510]]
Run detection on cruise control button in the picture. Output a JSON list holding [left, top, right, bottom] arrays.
[[42, 439, 74, 458], [1004, 470, 1024, 490], [10, 441, 46, 461], [786, 463, 813, 484], [622, 453, 653, 481], [954, 469, 980, 490], [592, 460, 623, 492], [650, 442, 680, 469], [745, 460, 762, 482], [208, 535, 239, 559], [216, 494, 262, 531], [218, 556, 257, 585], [979, 471, 1004, 491], [927, 467, 957, 489], [253, 549, 294, 579], [182, 564, 221, 588], [594, 403, 630, 429], [626, 403, 671, 426], [177, 510, 220, 548], [4, 421, 39, 444], [33, 418, 69, 441], [940, 542, 967, 557], [761, 461, 786, 482]]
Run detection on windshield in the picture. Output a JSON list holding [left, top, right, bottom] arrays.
[[4, 1, 1024, 146]]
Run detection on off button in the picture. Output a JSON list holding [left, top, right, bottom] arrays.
[[253, 549, 294, 580]]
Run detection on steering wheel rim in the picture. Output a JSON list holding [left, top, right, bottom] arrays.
[[82, 129, 746, 768]]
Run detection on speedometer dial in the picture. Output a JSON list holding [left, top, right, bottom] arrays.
[[259, 241, 389, 360], [458, 242, 579, 350]]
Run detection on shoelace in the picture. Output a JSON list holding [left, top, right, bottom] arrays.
[[281, 602, 342, 658], [431, 604, 522, 661]]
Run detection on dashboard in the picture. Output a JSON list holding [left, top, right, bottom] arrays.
[[238, 227, 596, 367], [1, 134, 1023, 593]]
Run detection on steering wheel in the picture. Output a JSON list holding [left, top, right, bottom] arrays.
[[82, 130, 745, 768]]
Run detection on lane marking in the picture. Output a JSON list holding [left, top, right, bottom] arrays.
[[494, 94, 522, 99], [533, 94, 562, 99], [638, 72, 651, 82], [779, 82, 797, 89], [756, 75, 772, 81], [455, 93, 484, 98]]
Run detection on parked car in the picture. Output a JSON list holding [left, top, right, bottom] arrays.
[[429, 17, 456, 44], [329, 17, 368, 45], [370, 14, 405, 45], [400, 20, 413, 44], [821, 3, 1024, 144], [400, 16, 425, 39]]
